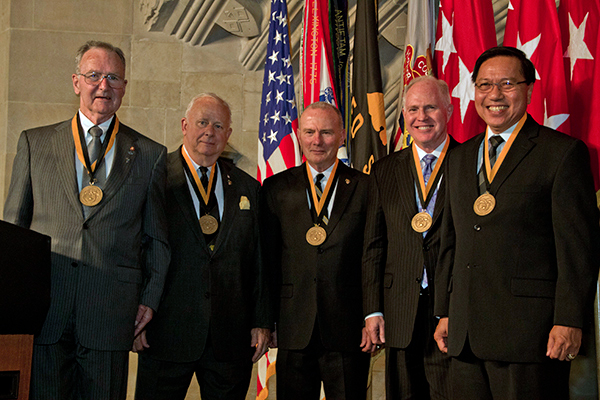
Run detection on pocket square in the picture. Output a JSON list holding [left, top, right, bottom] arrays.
[[239, 196, 251, 210]]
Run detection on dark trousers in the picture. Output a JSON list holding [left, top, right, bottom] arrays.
[[386, 292, 451, 400], [135, 339, 253, 400], [276, 321, 370, 400], [450, 337, 571, 400], [30, 315, 129, 400]]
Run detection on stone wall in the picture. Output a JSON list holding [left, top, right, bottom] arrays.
[[0, 0, 271, 215]]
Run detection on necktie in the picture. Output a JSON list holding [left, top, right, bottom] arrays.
[[82, 125, 104, 217], [88, 125, 103, 165], [199, 166, 209, 191], [420, 154, 437, 289], [197, 166, 220, 248], [315, 173, 328, 225], [421, 154, 438, 217], [478, 135, 504, 195], [421, 154, 437, 186]]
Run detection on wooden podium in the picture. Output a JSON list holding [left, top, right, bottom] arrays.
[[0, 220, 50, 399]]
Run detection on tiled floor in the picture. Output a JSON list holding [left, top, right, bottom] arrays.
[[126, 350, 387, 400]]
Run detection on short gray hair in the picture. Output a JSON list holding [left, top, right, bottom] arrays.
[[301, 102, 344, 131], [75, 40, 126, 74], [403, 76, 451, 109], [185, 93, 232, 123]]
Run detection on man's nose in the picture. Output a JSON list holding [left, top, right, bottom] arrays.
[[97, 75, 110, 89], [488, 83, 504, 98]]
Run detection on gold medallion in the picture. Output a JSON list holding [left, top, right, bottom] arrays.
[[80, 185, 103, 207], [199, 214, 219, 235], [473, 193, 496, 216], [306, 225, 327, 246], [411, 211, 433, 233]]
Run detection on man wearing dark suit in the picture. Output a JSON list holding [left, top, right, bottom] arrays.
[[362, 76, 453, 399], [433, 46, 600, 399], [134, 93, 271, 400], [261, 102, 370, 400], [3, 41, 169, 399]]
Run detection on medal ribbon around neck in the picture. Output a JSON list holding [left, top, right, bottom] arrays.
[[72, 114, 118, 182], [483, 113, 527, 188], [306, 159, 339, 224], [181, 147, 217, 207], [412, 139, 449, 211]]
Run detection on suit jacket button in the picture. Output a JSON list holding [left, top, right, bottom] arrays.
[[82, 223, 88, 230], [204, 292, 210, 299], [423, 244, 430, 251], [473, 224, 481, 231], [317, 247, 324, 254], [71, 262, 78, 268]]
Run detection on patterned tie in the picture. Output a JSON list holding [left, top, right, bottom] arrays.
[[478, 135, 504, 195], [315, 173, 328, 225], [421, 154, 438, 218], [420, 154, 437, 289]]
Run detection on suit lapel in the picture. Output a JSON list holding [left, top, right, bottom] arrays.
[[327, 164, 356, 233], [394, 148, 420, 219], [490, 116, 537, 194], [169, 150, 205, 246], [290, 165, 316, 231], [212, 159, 235, 254], [51, 121, 82, 217], [429, 136, 458, 229]]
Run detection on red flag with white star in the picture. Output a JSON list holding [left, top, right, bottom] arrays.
[[434, 0, 496, 143], [559, 0, 600, 190], [504, 0, 570, 133]]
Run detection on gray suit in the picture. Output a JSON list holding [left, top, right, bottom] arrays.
[[3, 116, 169, 395]]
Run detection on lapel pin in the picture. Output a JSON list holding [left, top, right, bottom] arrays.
[[227, 175, 232, 186], [128, 146, 135, 155], [345, 179, 350, 184]]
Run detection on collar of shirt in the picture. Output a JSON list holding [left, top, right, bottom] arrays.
[[182, 145, 224, 220], [477, 120, 520, 172], [76, 111, 115, 190], [485, 122, 517, 143], [78, 110, 112, 143], [307, 162, 336, 187], [306, 161, 338, 216], [414, 136, 448, 164]]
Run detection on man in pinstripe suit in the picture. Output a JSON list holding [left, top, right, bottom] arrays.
[[3, 40, 169, 399], [362, 76, 454, 399]]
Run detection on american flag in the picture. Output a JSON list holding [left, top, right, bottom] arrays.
[[257, 0, 301, 184]]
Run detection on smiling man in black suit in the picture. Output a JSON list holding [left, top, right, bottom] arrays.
[[362, 76, 454, 399], [433, 46, 600, 399]]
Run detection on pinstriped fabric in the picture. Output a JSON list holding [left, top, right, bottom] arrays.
[[362, 139, 458, 396], [3, 119, 170, 352]]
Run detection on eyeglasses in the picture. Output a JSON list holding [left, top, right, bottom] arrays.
[[474, 80, 527, 93], [77, 72, 125, 88]]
